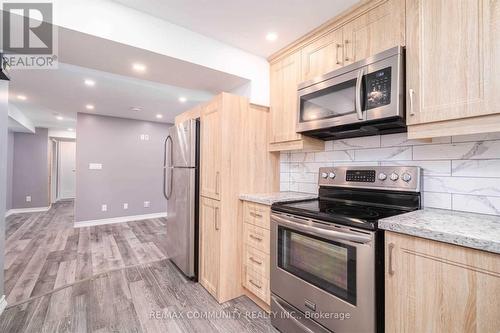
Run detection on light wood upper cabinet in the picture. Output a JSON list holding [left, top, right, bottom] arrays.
[[200, 99, 221, 200], [270, 51, 302, 144], [269, 52, 325, 152], [343, 0, 405, 65], [385, 231, 500, 332], [406, 0, 500, 137], [199, 196, 221, 298], [301, 28, 344, 82]]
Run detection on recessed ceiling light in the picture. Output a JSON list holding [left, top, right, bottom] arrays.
[[132, 63, 147, 72], [68, 128, 74, 132], [56, 116, 63, 121], [84, 79, 95, 87], [265, 32, 278, 42], [17, 94, 27, 100], [156, 114, 163, 119], [85, 104, 95, 110], [131, 107, 142, 112], [178, 96, 187, 103]]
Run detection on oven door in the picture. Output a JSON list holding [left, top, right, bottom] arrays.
[[296, 66, 367, 133], [271, 213, 376, 333]]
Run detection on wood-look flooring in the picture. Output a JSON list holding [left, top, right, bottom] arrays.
[[4, 201, 168, 305], [1, 201, 277, 332]]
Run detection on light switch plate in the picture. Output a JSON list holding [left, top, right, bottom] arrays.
[[89, 163, 102, 170]]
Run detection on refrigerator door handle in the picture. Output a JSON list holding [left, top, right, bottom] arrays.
[[164, 136, 173, 200]]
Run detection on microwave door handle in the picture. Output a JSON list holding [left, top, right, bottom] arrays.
[[355, 68, 364, 120], [272, 214, 372, 244]]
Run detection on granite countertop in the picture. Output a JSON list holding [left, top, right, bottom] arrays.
[[379, 208, 500, 254], [239, 192, 317, 206]]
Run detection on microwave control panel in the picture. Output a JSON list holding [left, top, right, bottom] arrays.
[[365, 67, 391, 110]]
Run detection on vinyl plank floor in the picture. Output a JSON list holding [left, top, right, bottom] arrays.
[[2, 201, 278, 333]]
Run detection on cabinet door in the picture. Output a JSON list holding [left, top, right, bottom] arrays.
[[200, 100, 221, 200], [385, 232, 500, 332], [301, 28, 344, 82], [199, 197, 221, 298], [406, 0, 499, 125], [343, 0, 404, 65], [270, 51, 302, 143]]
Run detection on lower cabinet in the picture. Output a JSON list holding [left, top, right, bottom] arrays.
[[242, 201, 271, 308], [385, 231, 500, 332], [199, 196, 221, 298]]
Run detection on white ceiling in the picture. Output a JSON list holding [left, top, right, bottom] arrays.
[[112, 0, 360, 57], [8, 27, 250, 131], [8, 63, 214, 129]]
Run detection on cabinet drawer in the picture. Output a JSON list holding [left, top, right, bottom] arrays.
[[243, 202, 271, 230], [244, 269, 270, 305], [243, 223, 270, 254], [244, 245, 270, 278]]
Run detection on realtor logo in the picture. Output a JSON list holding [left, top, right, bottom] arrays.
[[1, 2, 58, 69]]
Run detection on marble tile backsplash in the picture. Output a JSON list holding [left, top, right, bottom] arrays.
[[279, 132, 500, 216]]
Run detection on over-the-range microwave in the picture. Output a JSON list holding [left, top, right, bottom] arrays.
[[296, 46, 405, 140]]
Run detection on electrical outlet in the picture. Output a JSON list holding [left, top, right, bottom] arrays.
[[144, 134, 150, 141], [140, 134, 145, 140], [123, 203, 128, 210], [144, 201, 150, 208], [26, 196, 31, 202], [101, 204, 107, 212]]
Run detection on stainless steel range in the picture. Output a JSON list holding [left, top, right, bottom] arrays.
[[270, 166, 421, 333]]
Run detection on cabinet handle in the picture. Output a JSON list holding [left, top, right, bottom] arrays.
[[250, 212, 263, 218], [249, 257, 262, 265], [215, 171, 220, 195], [388, 243, 395, 276], [249, 234, 263, 242], [409, 89, 415, 116], [344, 40, 349, 61], [215, 207, 220, 231], [336, 44, 342, 64], [249, 279, 262, 289]]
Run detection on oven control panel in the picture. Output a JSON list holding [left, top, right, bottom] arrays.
[[319, 166, 421, 192]]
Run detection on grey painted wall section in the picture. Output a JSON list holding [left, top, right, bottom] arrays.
[[6, 131, 13, 210], [0, 80, 9, 296], [12, 128, 50, 209], [76, 113, 171, 222]]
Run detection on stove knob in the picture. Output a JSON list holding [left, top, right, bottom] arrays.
[[378, 173, 387, 181], [390, 172, 399, 181], [402, 173, 412, 182], [321, 172, 328, 179], [328, 172, 336, 179]]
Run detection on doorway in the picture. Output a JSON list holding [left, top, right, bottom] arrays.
[[50, 139, 76, 202]]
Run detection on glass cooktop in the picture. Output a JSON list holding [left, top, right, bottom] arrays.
[[272, 199, 412, 230]]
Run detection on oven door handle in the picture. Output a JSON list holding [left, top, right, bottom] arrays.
[[355, 68, 364, 120], [272, 214, 372, 244]]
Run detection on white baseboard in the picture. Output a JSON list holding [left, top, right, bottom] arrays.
[[5, 206, 51, 217], [75, 212, 168, 228], [0, 295, 7, 316]]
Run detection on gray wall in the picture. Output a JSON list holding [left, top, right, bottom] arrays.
[[12, 128, 50, 209], [6, 131, 13, 211], [76, 113, 171, 222], [0, 80, 9, 296]]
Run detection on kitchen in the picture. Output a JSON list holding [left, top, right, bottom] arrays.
[[0, 0, 499, 332]]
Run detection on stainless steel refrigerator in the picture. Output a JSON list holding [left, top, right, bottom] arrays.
[[164, 118, 200, 279]]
